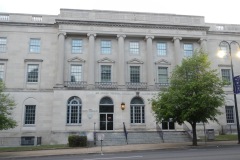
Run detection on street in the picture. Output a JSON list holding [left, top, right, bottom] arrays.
[[9, 145, 240, 160]]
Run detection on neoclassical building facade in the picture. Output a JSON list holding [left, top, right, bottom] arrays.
[[0, 9, 240, 145]]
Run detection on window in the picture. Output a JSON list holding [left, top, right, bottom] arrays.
[[221, 69, 231, 84], [101, 65, 111, 82], [32, 16, 42, 22], [70, 65, 82, 82], [130, 97, 145, 124], [24, 105, 36, 125], [21, 137, 35, 146], [184, 43, 193, 57], [0, 15, 9, 21], [101, 40, 111, 54], [157, 42, 167, 56], [216, 25, 224, 31], [67, 96, 82, 124], [225, 106, 234, 124], [158, 67, 168, 84], [130, 66, 140, 83], [0, 64, 4, 81], [72, 40, 82, 53], [0, 37, 7, 53], [29, 38, 40, 53], [130, 42, 139, 54], [27, 64, 39, 83]]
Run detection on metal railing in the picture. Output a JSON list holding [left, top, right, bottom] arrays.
[[63, 82, 170, 91], [95, 82, 118, 89], [64, 81, 87, 89], [123, 122, 128, 144], [156, 123, 164, 142], [183, 123, 193, 139]]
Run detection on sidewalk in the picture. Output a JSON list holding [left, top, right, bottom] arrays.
[[0, 141, 238, 159]]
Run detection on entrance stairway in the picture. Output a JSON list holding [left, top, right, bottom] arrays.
[[95, 131, 191, 146]]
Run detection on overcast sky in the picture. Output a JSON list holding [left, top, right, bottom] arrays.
[[1, 0, 240, 24]]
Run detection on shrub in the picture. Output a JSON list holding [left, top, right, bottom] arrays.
[[68, 135, 87, 147]]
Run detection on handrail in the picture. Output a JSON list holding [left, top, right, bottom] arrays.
[[156, 122, 164, 142], [123, 122, 128, 144], [183, 123, 193, 139]]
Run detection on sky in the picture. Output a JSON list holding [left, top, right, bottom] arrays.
[[1, 0, 240, 24]]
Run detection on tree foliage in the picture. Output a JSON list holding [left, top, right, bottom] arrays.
[[151, 50, 225, 145], [0, 81, 17, 130]]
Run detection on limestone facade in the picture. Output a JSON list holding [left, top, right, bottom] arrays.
[[0, 9, 240, 144]]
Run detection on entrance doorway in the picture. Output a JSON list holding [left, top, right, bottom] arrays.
[[99, 97, 114, 130]]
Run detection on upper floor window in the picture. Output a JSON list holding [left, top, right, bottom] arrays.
[[158, 67, 168, 84], [184, 43, 193, 57], [216, 25, 224, 31], [27, 64, 39, 83], [130, 42, 139, 55], [101, 65, 111, 82], [0, 64, 4, 81], [221, 69, 231, 84], [29, 38, 40, 53], [0, 37, 7, 53], [24, 105, 36, 125], [67, 96, 82, 124], [225, 106, 234, 124], [72, 39, 82, 54], [70, 65, 82, 82], [32, 16, 42, 22], [101, 40, 111, 54], [157, 42, 167, 56], [0, 15, 9, 21], [130, 66, 140, 83]]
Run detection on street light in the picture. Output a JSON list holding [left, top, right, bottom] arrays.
[[218, 40, 240, 144]]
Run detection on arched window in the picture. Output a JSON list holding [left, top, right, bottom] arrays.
[[130, 97, 145, 124], [67, 96, 82, 124]]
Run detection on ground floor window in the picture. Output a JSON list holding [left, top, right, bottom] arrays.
[[225, 106, 234, 124], [162, 121, 175, 130], [67, 96, 82, 124], [24, 105, 36, 125], [130, 97, 145, 124]]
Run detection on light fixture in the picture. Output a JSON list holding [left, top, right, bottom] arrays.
[[217, 49, 226, 58], [121, 102, 125, 110]]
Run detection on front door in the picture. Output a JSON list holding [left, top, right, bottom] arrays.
[[100, 114, 113, 130]]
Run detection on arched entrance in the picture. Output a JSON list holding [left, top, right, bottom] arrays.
[[99, 97, 114, 130]]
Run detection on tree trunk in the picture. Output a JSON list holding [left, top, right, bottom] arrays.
[[191, 122, 198, 146]]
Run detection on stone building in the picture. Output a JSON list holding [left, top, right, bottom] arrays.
[[0, 9, 240, 145]]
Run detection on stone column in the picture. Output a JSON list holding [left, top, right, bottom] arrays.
[[173, 37, 182, 66], [199, 38, 207, 52], [56, 32, 66, 87], [87, 33, 97, 87], [117, 34, 126, 86], [145, 35, 154, 86]]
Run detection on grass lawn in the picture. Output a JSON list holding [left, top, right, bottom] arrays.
[[199, 134, 238, 141], [0, 144, 70, 152]]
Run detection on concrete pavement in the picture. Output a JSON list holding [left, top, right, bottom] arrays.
[[0, 141, 238, 159]]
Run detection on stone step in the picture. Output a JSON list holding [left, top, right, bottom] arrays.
[[95, 131, 191, 146]]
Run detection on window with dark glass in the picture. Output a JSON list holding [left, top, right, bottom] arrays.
[[27, 64, 39, 82], [130, 66, 140, 83], [24, 105, 36, 125], [226, 106, 234, 124]]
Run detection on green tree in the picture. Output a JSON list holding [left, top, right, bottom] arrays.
[[151, 50, 225, 146], [0, 81, 17, 130]]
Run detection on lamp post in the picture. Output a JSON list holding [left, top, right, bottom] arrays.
[[218, 40, 240, 144]]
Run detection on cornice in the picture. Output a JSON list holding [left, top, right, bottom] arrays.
[[0, 22, 55, 27], [56, 19, 210, 31]]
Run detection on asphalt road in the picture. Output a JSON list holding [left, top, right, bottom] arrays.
[[8, 145, 240, 160]]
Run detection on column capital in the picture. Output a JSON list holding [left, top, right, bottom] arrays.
[[87, 33, 97, 37], [117, 34, 126, 39], [172, 37, 182, 41], [198, 37, 207, 43], [58, 32, 66, 38], [145, 35, 154, 40]]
